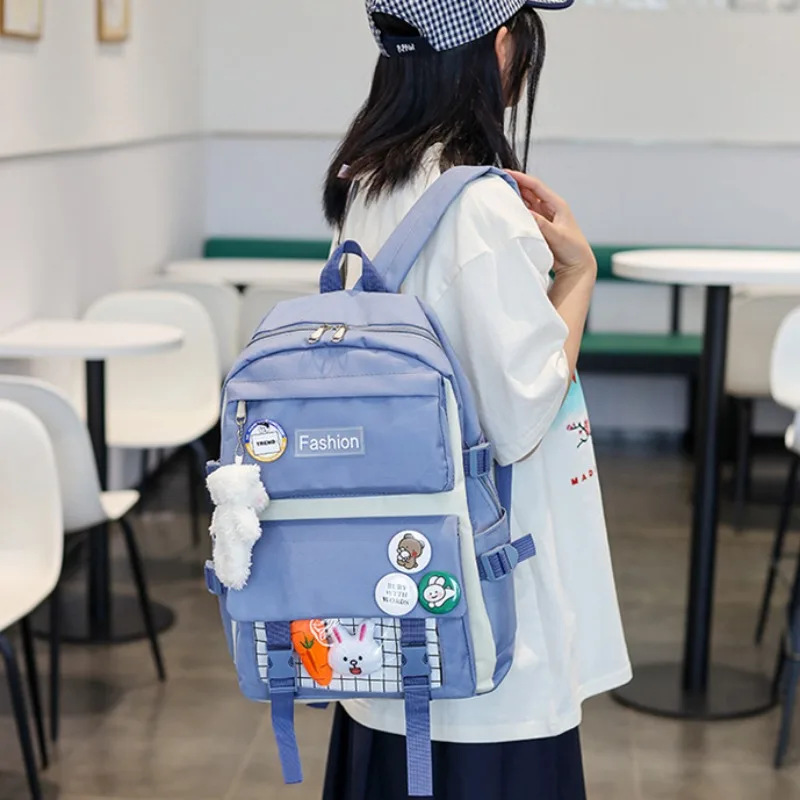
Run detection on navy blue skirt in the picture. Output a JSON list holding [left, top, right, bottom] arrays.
[[323, 705, 587, 800]]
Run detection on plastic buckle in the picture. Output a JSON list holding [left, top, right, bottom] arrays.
[[479, 544, 520, 582], [465, 442, 493, 478], [204, 561, 224, 596], [401, 644, 431, 681], [267, 648, 297, 688]]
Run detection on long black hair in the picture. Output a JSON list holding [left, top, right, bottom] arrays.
[[323, 8, 546, 228]]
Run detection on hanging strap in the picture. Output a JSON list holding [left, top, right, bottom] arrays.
[[265, 622, 303, 785], [372, 165, 520, 293], [400, 619, 433, 797], [495, 463, 513, 516]]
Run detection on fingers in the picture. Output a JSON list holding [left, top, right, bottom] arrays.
[[506, 170, 567, 215], [532, 211, 555, 236]]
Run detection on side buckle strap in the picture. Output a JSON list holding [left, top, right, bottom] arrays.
[[400, 620, 433, 798], [463, 442, 493, 478], [265, 622, 303, 785], [478, 535, 536, 582]]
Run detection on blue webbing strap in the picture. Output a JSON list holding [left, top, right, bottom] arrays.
[[265, 622, 303, 785], [372, 165, 521, 293], [495, 464, 513, 517], [400, 619, 433, 797], [477, 536, 536, 582]]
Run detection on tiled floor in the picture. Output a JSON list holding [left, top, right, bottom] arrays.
[[2, 443, 800, 799]]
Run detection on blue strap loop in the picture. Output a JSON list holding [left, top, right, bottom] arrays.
[[400, 619, 433, 797], [463, 442, 493, 478], [477, 535, 537, 582], [319, 240, 386, 294], [495, 464, 513, 515], [204, 561, 224, 596], [265, 622, 303, 785]]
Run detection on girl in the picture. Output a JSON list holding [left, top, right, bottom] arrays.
[[322, 2, 631, 798]]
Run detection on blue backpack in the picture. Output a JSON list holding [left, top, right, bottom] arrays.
[[205, 166, 536, 797]]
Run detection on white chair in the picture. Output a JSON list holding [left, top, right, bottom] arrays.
[[755, 307, 800, 767], [726, 289, 800, 527], [0, 376, 166, 742], [0, 400, 63, 800], [240, 285, 310, 349], [84, 291, 221, 544], [148, 276, 242, 380]]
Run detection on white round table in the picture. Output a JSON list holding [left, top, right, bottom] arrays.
[[165, 259, 324, 292], [0, 319, 184, 644], [611, 249, 800, 722]]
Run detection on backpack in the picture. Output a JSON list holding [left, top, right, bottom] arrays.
[[204, 166, 537, 797]]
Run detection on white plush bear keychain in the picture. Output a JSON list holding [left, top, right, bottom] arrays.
[[207, 461, 269, 591]]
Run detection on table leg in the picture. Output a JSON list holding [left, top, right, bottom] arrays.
[[86, 361, 111, 639], [613, 286, 776, 720]]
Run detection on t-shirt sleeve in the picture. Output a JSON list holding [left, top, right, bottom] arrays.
[[433, 235, 571, 466]]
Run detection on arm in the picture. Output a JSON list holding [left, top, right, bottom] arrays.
[[506, 171, 597, 377]]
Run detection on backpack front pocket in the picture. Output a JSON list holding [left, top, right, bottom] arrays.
[[217, 514, 476, 700], [224, 372, 453, 499]]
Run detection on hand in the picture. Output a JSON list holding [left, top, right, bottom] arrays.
[[506, 171, 597, 278]]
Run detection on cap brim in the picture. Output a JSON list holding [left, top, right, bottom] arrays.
[[525, 0, 575, 8]]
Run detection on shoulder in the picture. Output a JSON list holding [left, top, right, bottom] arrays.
[[439, 173, 553, 280]]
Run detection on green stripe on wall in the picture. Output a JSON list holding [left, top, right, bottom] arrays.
[[203, 239, 786, 283], [204, 238, 332, 261]]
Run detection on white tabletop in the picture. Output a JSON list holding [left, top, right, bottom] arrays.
[[612, 249, 800, 287], [0, 320, 184, 359], [165, 259, 324, 291]]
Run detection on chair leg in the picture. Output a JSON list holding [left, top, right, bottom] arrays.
[[119, 516, 166, 682], [186, 446, 201, 547], [0, 633, 43, 800], [733, 397, 754, 531], [776, 657, 800, 768], [756, 454, 800, 644], [49, 583, 61, 743], [188, 439, 210, 548], [19, 618, 47, 770]]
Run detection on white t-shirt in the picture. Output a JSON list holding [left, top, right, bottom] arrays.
[[337, 153, 632, 744]]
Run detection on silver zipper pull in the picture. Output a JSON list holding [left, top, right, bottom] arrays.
[[308, 324, 329, 344], [235, 400, 247, 464], [331, 325, 348, 343]]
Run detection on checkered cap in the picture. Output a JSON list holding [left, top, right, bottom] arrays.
[[367, 0, 573, 54]]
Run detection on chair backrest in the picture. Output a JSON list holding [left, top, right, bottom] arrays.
[[772, 307, 800, 413], [149, 277, 241, 379], [0, 377, 106, 533], [84, 291, 221, 413], [240, 285, 309, 349], [726, 294, 800, 398], [0, 400, 63, 604]]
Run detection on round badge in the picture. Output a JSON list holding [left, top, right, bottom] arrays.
[[374, 573, 418, 617], [419, 572, 461, 615], [244, 419, 287, 463], [388, 530, 432, 574]]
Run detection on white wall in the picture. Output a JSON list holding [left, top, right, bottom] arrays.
[[1, 0, 206, 486], [1, 0, 203, 157], [205, 3, 800, 145], [203, 0, 800, 434]]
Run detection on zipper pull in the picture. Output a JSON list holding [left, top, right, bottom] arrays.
[[331, 325, 348, 343], [235, 400, 247, 464], [308, 324, 329, 344]]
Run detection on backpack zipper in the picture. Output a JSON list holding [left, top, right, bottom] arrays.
[[248, 322, 441, 349]]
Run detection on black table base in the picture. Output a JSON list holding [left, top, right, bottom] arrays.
[[33, 596, 174, 644], [613, 285, 777, 721], [613, 663, 776, 721]]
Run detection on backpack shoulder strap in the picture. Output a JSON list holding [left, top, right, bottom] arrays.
[[372, 165, 520, 293]]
